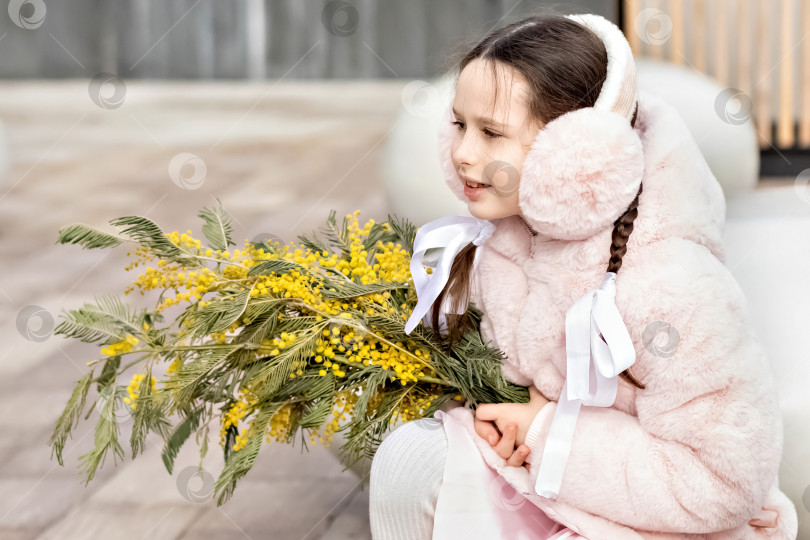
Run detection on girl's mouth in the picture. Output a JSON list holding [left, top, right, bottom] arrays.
[[463, 179, 490, 200], [465, 179, 489, 189]]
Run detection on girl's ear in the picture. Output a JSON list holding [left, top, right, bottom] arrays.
[[518, 106, 645, 240], [437, 99, 467, 202]]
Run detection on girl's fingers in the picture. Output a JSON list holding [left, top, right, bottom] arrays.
[[494, 422, 518, 459], [473, 416, 500, 446], [506, 445, 531, 467]]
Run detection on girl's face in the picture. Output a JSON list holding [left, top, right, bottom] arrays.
[[450, 58, 543, 221]]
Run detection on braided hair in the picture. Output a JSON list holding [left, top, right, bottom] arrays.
[[607, 103, 646, 390]]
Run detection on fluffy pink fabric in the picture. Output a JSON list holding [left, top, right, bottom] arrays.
[[517, 106, 644, 240], [439, 90, 798, 539]]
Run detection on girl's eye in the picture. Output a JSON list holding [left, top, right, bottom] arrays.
[[451, 121, 501, 139]]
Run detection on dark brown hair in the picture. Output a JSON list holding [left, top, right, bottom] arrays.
[[433, 14, 646, 391]]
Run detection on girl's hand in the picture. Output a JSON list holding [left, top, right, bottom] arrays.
[[473, 385, 550, 466], [474, 416, 532, 467]]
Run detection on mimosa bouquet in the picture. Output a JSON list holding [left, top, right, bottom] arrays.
[[49, 201, 529, 505]]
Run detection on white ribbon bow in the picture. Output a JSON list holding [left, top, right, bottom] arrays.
[[534, 271, 636, 498], [404, 215, 495, 335]]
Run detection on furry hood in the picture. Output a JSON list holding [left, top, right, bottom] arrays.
[[624, 89, 727, 259]]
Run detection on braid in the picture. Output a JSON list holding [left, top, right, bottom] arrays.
[[607, 182, 643, 274], [607, 180, 646, 390], [607, 100, 641, 275]]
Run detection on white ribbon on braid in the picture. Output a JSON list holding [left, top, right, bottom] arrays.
[[533, 271, 637, 499], [404, 216, 495, 336]]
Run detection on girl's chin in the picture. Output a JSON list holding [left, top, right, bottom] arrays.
[[467, 205, 493, 219], [468, 205, 515, 221]]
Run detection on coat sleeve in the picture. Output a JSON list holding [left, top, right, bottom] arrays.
[[522, 239, 785, 534]]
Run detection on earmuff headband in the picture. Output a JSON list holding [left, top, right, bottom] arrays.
[[565, 13, 638, 120]]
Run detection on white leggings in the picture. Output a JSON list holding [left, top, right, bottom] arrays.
[[369, 418, 448, 540], [368, 416, 587, 540]]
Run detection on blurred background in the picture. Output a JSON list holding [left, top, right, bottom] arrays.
[[0, 0, 808, 539]]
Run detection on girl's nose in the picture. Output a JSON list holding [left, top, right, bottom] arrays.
[[452, 131, 478, 168]]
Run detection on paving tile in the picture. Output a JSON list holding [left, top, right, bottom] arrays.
[[0, 477, 90, 531], [0, 419, 116, 480], [320, 487, 371, 540], [177, 477, 362, 540], [36, 502, 201, 540], [0, 528, 37, 540]]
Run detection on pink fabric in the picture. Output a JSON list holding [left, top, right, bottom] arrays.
[[432, 408, 587, 540], [433, 90, 799, 539]]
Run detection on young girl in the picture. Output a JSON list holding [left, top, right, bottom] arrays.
[[369, 12, 797, 540]]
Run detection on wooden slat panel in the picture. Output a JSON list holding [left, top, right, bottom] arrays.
[[650, 0, 665, 60], [145, 2, 171, 78], [777, 0, 795, 147], [374, 0, 426, 78], [308, 0, 330, 79], [195, 0, 215, 79], [287, 0, 311, 77], [212, 0, 248, 78], [801, 0, 810, 147], [736, 0, 752, 102], [99, 0, 119, 74], [265, 0, 319, 78], [123, 0, 152, 77], [625, 0, 642, 56], [358, 0, 380, 78], [670, 0, 684, 64], [38, 0, 99, 77], [325, 1, 353, 78], [755, 0, 773, 147], [2, 0, 768, 83], [164, 0, 205, 79], [692, 0, 706, 72], [715, 0, 728, 85]]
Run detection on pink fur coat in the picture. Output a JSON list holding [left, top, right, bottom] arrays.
[[436, 90, 798, 539]]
